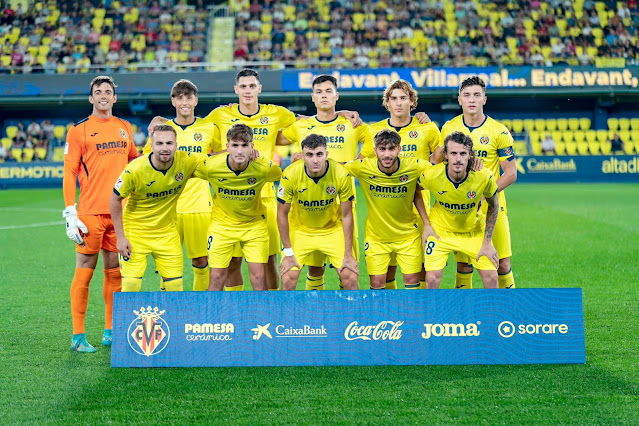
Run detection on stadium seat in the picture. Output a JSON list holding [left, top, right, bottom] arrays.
[[618, 118, 630, 131], [568, 118, 580, 131], [523, 119, 534, 132], [630, 118, 639, 131], [555, 141, 566, 155], [562, 132, 574, 144], [551, 131, 562, 143], [577, 141, 589, 155], [619, 130, 630, 143], [1, 137, 11, 149], [588, 140, 601, 155], [35, 147, 47, 160], [531, 141, 542, 155], [546, 118, 557, 131], [565, 141, 577, 155], [511, 119, 524, 133], [12, 148, 23, 162], [500, 119, 511, 131], [22, 147, 35, 161], [596, 130, 608, 143], [624, 141, 635, 154], [573, 130, 585, 143], [631, 131, 639, 143], [512, 141, 528, 156], [529, 131, 540, 144], [5, 125, 18, 140], [534, 118, 546, 132], [579, 118, 591, 130], [53, 125, 66, 141], [557, 118, 568, 131], [600, 140, 612, 155], [53, 146, 65, 162], [585, 130, 596, 143], [607, 117, 619, 131]]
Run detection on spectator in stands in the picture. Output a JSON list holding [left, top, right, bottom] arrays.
[[610, 133, 625, 153], [27, 120, 42, 140], [0, 142, 6, 160], [4, 149, 17, 162], [542, 133, 556, 154], [41, 119, 54, 141], [133, 127, 146, 149], [12, 123, 27, 149]]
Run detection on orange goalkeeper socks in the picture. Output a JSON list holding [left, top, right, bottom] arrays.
[[103, 267, 121, 330], [70, 268, 95, 334]]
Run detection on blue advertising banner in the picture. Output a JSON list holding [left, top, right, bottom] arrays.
[[0, 162, 64, 189], [515, 155, 639, 182], [111, 289, 585, 368]]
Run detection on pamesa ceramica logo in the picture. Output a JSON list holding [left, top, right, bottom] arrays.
[[128, 306, 170, 357]]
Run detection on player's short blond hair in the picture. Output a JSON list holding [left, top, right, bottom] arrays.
[[382, 79, 418, 112], [151, 124, 177, 139]]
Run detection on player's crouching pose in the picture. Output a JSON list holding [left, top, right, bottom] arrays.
[[420, 131, 500, 289], [344, 129, 430, 289], [277, 134, 359, 290], [110, 125, 206, 292], [205, 124, 282, 291]]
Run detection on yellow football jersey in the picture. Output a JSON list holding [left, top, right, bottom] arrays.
[[114, 151, 204, 232], [204, 104, 296, 198], [277, 158, 354, 233], [195, 155, 282, 225], [345, 157, 428, 242], [439, 115, 514, 214], [420, 163, 498, 234], [364, 117, 440, 160], [143, 118, 219, 214], [281, 115, 373, 163]]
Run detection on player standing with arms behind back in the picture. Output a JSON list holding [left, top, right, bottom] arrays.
[[62, 76, 138, 352], [439, 76, 517, 290]]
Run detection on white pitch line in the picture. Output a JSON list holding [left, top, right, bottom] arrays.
[[0, 221, 62, 230], [0, 207, 60, 212]]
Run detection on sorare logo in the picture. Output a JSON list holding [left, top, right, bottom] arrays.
[[128, 306, 170, 357]]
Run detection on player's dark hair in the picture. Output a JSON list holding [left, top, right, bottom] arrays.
[[312, 74, 338, 90], [227, 123, 253, 144], [459, 76, 486, 95], [382, 79, 418, 112], [171, 79, 198, 97], [442, 131, 476, 173], [373, 129, 401, 149], [89, 75, 116, 94], [301, 133, 327, 150], [236, 68, 260, 83], [151, 124, 177, 138]]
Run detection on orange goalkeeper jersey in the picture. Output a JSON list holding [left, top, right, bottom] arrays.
[[63, 115, 138, 215]]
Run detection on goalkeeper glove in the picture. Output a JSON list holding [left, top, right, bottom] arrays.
[[62, 204, 88, 247]]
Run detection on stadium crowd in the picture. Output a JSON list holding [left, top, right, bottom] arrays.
[[0, 0, 209, 74], [2, 0, 639, 73]]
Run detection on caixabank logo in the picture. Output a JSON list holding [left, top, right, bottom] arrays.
[[128, 306, 170, 357], [251, 323, 327, 340]]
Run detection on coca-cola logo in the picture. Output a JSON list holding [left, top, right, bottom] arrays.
[[344, 321, 403, 341]]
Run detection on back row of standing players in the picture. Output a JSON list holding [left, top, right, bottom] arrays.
[[62, 70, 516, 352]]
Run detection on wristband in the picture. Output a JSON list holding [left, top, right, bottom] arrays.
[[283, 247, 294, 257]]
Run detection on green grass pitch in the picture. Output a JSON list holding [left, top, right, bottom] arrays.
[[0, 184, 638, 424]]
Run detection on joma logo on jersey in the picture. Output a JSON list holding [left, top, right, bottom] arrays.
[[467, 190, 477, 199], [179, 146, 202, 153], [119, 129, 128, 139], [399, 174, 409, 183], [370, 184, 408, 193], [128, 307, 170, 357], [326, 185, 336, 195], [194, 133, 203, 142], [422, 322, 480, 340], [402, 144, 417, 152], [298, 198, 334, 207], [344, 321, 403, 341], [336, 124, 346, 132], [96, 141, 128, 151], [260, 116, 269, 125], [480, 136, 489, 145], [147, 185, 182, 198], [219, 188, 256, 196], [175, 172, 184, 182], [408, 130, 418, 139], [438, 201, 476, 210], [247, 177, 257, 185]]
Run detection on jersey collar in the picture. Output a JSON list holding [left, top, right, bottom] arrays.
[[387, 117, 414, 132], [238, 104, 261, 118], [313, 114, 339, 124], [462, 114, 488, 132], [304, 160, 330, 183], [148, 153, 173, 175], [226, 154, 249, 176], [445, 165, 469, 188], [171, 117, 198, 131], [377, 157, 400, 176]]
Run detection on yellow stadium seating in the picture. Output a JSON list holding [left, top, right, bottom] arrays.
[[585, 130, 596, 143], [500, 119, 511, 131], [545, 118, 557, 131], [568, 118, 580, 131], [600, 140, 612, 155], [577, 141, 589, 155], [512, 141, 528, 156], [618, 118, 630, 131], [53, 125, 66, 140], [531, 141, 542, 155], [588, 141, 601, 155], [35, 147, 47, 160], [596, 130, 608, 143], [511, 119, 524, 133], [12, 148, 23, 161], [562, 132, 574, 144], [523, 118, 535, 131], [619, 130, 630, 143], [555, 141, 566, 155], [631, 118, 639, 130], [529, 131, 540, 144], [573, 130, 585, 143], [624, 141, 635, 154], [607, 117, 619, 130], [534, 118, 546, 132], [579, 118, 591, 130], [53, 147, 65, 162], [557, 118, 568, 131], [1, 137, 11, 149], [565, 141, 577, 155], [6, 125, 18, 139]]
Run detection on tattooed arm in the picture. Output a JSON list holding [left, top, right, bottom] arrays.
[[477, 192, 499, 268]]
